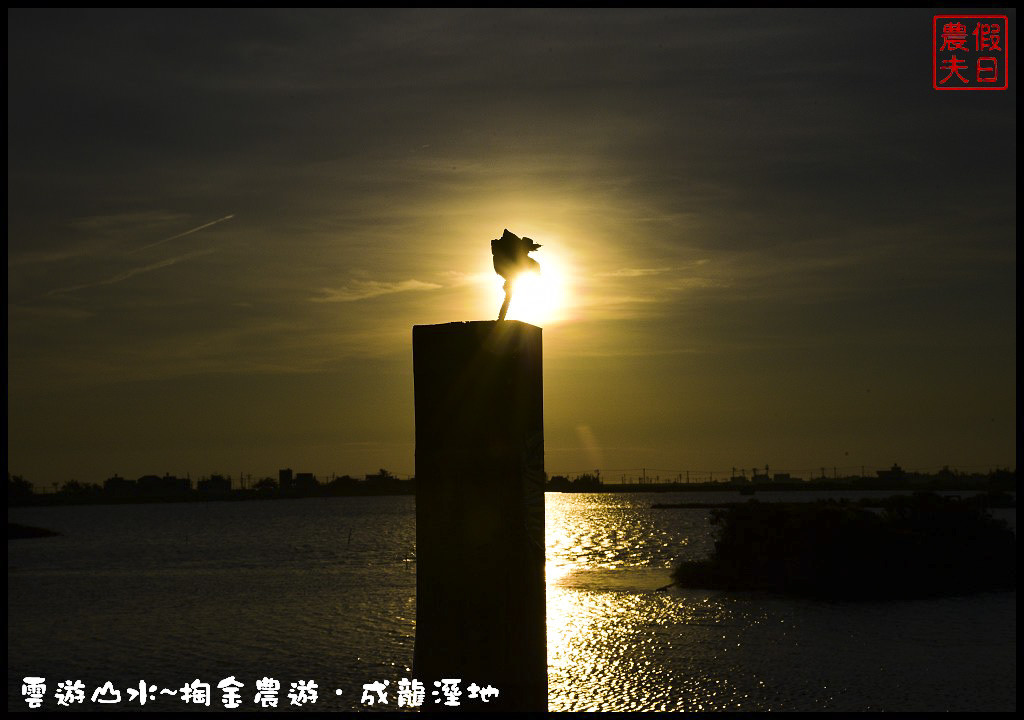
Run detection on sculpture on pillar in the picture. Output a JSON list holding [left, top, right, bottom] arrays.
[[491, 229, 542, 321]]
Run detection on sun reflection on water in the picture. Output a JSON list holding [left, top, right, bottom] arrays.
[[544, 493, 728, 711], [542, 494, 1017, 711], [543, 494, 784, 711]]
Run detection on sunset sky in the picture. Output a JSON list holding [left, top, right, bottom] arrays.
[[8, 9, 1016, 486]]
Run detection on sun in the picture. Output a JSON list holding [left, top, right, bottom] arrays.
[[490, 246, 572, 326]]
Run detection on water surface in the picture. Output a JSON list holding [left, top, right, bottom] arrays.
[[8, 492, 1016, 711]]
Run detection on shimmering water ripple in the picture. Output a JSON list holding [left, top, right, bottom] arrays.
[[8, 493, 1016, 711]]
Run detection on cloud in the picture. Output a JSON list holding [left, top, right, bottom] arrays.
[[129, 214, 235, 254], [44, 248, 216, 298], [8, 246, 101, 267], [7, 305, 95, 320], [597, 267, 674, 278], [69, 211, 188, 232], [9, 211, 230, 277], [311, 278, 442, 303]]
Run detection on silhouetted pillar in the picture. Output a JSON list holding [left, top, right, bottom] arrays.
[[412, 320, 546, 712]]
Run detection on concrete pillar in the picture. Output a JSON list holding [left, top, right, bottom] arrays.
[[412, 320, 546, 711]]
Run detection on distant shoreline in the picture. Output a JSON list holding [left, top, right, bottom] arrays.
[[7, 480, 1016, 509], [653, 491, 1016, 510]]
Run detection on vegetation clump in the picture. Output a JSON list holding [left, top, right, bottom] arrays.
[[672, 493, 1016, 599], [8, 523, 60, 540]]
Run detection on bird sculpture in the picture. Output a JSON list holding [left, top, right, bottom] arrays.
[[491, 229, 541, 321]]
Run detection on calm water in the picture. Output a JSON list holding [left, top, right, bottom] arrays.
[[8, 493, 1016, 711]]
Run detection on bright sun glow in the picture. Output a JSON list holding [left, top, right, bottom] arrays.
[[488, 246, 572, 326]]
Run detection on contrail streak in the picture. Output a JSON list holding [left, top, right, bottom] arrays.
[[44, 248, 216, 298], [130, 213, 235, 253]]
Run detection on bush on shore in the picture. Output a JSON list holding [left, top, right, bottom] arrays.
[[672, 493, 1016, 599]]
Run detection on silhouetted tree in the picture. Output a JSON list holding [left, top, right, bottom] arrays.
[[546, 475, 571, 492], [573, 473, 602, 491], [328, 475, 359, 494], [57, 480, 102, 501], [8, 473, 34, 501]]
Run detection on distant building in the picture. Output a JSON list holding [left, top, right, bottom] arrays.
[[198, 475, 231, 496], [279, 469, 317, 494], [294, 472, 319, 493], [136, 474, 191, 497], [104, 474, 136, 497], [876, 464, 906, 483], [364, 469, 406, 494]]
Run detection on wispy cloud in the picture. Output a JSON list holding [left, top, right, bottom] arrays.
[[9, 211, 225, 268], [311, 279, 442, 303], [597, 267, 675, 278], [10, 246, 106, 268], [7, 305, 95, 320], [438, 270, 492, 287], [44, 248, 216, 298], [130, 214, 235, 253], [69, 211, 188, 232]]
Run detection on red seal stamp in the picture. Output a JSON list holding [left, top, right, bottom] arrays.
[[934, 15, 1009, 90]]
